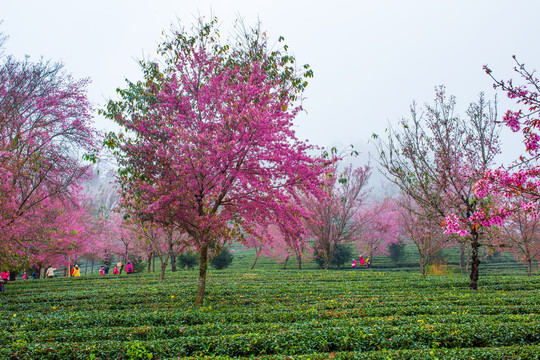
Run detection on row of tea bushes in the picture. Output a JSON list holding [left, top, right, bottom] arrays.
[[1, 269, 539, 359]]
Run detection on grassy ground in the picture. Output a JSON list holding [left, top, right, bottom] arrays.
[[1, 250, 539, 359]]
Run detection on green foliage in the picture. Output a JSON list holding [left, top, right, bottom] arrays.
[[210, 247, 234, 270], [126, 340, 153, 360], [388, 240, 406, 264], [129, 256, 145, 273], [177, 251, 199, 270], [314, 243, 353, 269], [332, 243, 354, 268]]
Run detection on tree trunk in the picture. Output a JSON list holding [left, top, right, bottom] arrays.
[[296, 254, 302, 270], [324, 243, 335, 270], [160, 253, 170, 283], [152, 255, 156, 273], [147, 252, 153, 273], [418, 249, 426, 277], [195, 244, 209, 306], [466, 246, 470, 272], [171, 253, 177, 272], [460, 245, 466, 268], [170, 243, 177, 272], [469, 236, 481, 290], [527, 258, 532, 277], [84, 260, 88, 275], [283, 255, 290, 270], [251, 254, 260, 270], [91, 258, 95, 274]]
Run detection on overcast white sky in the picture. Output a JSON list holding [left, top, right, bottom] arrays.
[[1, 0, 538, 170]]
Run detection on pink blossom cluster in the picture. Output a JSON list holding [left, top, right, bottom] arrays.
[[507, 86, 528, 99], [525, 133, 540, 154], [443, 214, 469, 237], [502, 110, 521, 132]]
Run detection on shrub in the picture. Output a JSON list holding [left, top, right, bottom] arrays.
[[210, 247, 234, 270], [314, 243, 353, 269], [129, 256, 145, 273], [388, 240, 406, 264], [177, 252, 199, 270]]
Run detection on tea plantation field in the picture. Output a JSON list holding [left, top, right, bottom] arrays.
[[1, 269, 539, 359]]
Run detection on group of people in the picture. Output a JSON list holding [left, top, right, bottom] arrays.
[[351, 255, 372, 269], [99, 261, 134, 275], [1, 261, 134, 285]]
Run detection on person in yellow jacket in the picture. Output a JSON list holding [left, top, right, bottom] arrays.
[[72, 265, 81, 277]]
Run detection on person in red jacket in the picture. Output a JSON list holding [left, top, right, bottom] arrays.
[[125, 262, 134, 274], [112, 266, 119, 275]]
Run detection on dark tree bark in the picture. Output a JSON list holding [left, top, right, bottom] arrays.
[[195, 244, 208, 306], [470, 235, 481, 290]]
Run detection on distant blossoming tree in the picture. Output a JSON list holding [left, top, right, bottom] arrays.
[[0, 45, 98, 269]]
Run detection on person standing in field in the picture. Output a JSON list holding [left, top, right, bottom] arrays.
[[46, 266, 56, 278], [112, 266, 119, 275], [359, 255, 365, 266], [72, 265, 81, 277], [125, 262, 134, 274], [117, 261, 123, 274], [1, 271, 9, 283], [351, 259, 357, 270]]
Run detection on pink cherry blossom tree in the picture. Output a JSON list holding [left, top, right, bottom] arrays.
[[0, 52, 98, 270], [467, 58, 540, 216], [246, 216, 312, 270], [447, 58, 540, 277], [102, 18, 326, 305], [355, 198, 402, 265], [498, 197, 540, 276], [306, 159, 371, 270], [376, 87, 500, 289]]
